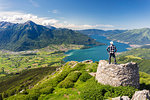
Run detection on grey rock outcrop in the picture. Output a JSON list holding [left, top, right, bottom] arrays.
[[96, 60, 139, 88], [111, 96, 130, 100], [131, 90, 150, 100], [122, 96, 131, 100], [111, 96, 121, 100], [81, 60, 93, 64]]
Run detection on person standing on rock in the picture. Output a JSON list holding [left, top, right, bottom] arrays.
[[107, 41, 117, 64]]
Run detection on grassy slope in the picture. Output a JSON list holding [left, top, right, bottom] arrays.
[[0, 44, 86, 100], [2, 60, 150, 100], [0, 67, 57, 98]]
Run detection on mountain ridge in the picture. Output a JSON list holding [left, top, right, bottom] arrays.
[[108, 28, 150, 44], [0, 21, 104, 51], [79, 28, 150, 45]]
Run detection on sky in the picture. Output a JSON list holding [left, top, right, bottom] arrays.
[[0, 0, 150, 30]]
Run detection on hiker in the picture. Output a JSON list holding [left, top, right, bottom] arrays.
[[107, 41, 117, 64]]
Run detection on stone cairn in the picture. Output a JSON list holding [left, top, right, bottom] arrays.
[[96, 60, 139, 88]]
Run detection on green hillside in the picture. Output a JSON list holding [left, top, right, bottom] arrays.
[[0, 61, 139, 100], [108, 28, 150, 44], [118, 48, 150, 59], [1, 59, 150, 100], [0, 66, 57, 99]]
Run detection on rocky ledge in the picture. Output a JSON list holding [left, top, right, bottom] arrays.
[[96, 60, 140, 88]]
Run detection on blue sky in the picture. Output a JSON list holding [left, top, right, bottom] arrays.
[[0, 0, 150, 30]]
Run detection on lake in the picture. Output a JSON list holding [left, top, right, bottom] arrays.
[[63, 35, 130, 62]]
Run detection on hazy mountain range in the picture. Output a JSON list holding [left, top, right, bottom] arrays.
[[1, 20, 150, 51], [0, 21, 103, 51], [78, 28, 150, 45]]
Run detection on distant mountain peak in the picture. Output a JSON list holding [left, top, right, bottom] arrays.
[[0, 21, 16, 28], [24, 20, 36, 26], [0, 20, 102, 51]]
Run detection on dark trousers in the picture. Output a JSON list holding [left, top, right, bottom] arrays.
[[109, 53, 117, 64]]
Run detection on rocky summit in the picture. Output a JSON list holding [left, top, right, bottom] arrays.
[[96, 60, 140, 88]]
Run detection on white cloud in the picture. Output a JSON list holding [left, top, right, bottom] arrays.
[[0, 11, 114, 30], [42, 19, 59, 25], [63, 21, 67, 23], [0, 12, 40, 23], [53, 23, 114, 30]]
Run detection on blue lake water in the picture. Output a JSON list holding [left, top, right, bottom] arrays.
[[63, 35, 130, 62]]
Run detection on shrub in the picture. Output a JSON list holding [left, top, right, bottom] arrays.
[[84, 63, 98, 72], [90, 63, 98, 72], [112, 86, 137, 98], [6, 94, 28, 100], [26, 93, 40, 100], [6, 88, 17, 97], [2, 87, 18, 99], [0, 93, 2, 100], [38, 94, 47, 100], [2, 91, 8, 99], [25, 89, 41, 100], [58, 79, 74, 88], [45, 69, 71, 87], [139, 72, 150, 90], [80, 77, 137, 100], [40, 86, 54, 94], [79, 72, 92, 82], [72, 63, 86, 71], [65, 71, 81, 82], [80, 82, 106, 100], [58, 71, 81, 88]]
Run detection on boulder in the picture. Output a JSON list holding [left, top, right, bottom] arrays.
[[96, 60, 139, 88], [122, 96, 130, 100], [81, 60, 93, 64], [89, 72, 96, 77], [131, 90, 150, 100], [111, 96, 130, 100], [111, 96, 121, 100]]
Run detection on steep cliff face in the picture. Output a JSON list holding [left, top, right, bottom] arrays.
[[96, 60, 140, 88]]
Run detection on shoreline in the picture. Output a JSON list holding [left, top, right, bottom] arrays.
[[126, 44, 142, 50], [106, 37, 143, 49]]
